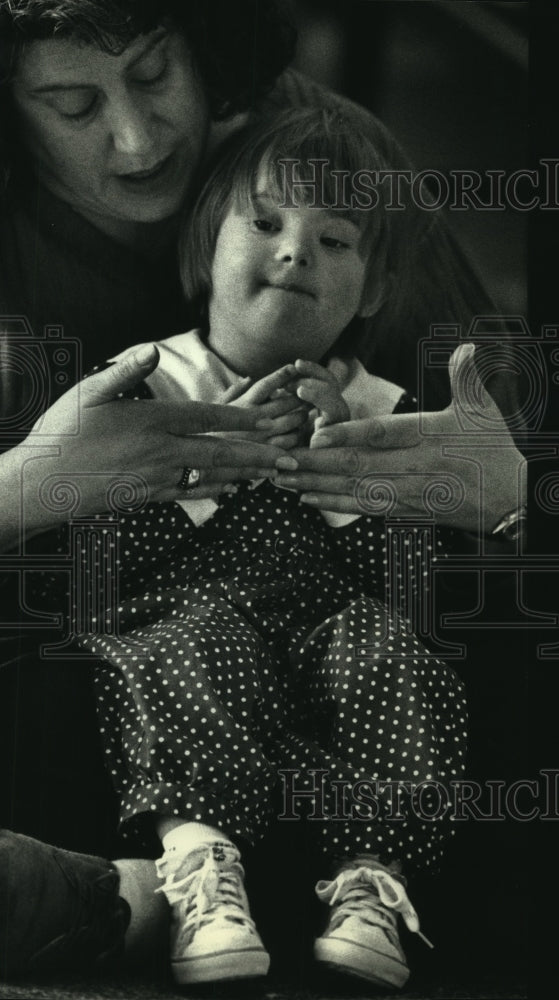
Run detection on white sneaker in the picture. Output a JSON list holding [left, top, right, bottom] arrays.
[[156, 841, 270, 984], [314, 857, 433, 990]]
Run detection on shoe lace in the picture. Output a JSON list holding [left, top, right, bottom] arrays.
[[156, 843, 256, 933], [317, 866, 434, 949]]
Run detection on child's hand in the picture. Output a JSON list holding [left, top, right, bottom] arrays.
[[291, 359, 350, 447], [220, 364, 309, 448]]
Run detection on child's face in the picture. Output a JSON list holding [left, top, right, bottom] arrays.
[[207, 179, 374, 377]]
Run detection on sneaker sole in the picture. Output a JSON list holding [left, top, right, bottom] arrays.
[[314, 937, 409, 990], [172, 947, 270, 984]]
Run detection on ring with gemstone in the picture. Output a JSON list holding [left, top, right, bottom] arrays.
[[177, 467, 201, 491]]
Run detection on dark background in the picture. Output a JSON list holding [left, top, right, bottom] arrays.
[[291, 0, 528, 315]]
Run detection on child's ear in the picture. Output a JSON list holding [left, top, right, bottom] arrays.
[[356, 285, 384, 319], [357, 295, 382, 319], [356, 271, 394, 319]]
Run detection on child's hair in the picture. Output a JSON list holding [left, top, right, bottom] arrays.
[[180, 106, 403, 360], [180, 105, 501, 409]]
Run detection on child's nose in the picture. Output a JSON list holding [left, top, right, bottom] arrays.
[[276, 235, 312, 267], [280, 250, 308, 267]]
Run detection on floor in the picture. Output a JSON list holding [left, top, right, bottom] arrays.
[[0, 977, 527, 1000]]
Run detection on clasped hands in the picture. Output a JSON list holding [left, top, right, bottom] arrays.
[[224, 344, 527, 535], [219, 357, 349, 450], [12, 342, 526, 538]]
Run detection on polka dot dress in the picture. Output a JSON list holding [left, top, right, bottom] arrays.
[[58, 478, 467, 875]]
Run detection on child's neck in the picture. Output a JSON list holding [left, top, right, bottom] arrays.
[[207, 313, 289, 380]]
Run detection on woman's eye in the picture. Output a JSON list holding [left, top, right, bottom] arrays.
[[56, 95, 98, 122], [134, 59, 169, 86]]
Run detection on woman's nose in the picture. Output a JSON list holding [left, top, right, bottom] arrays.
[[107, 96, 156, 159]]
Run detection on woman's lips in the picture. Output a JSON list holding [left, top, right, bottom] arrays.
[[117, 154, 174, 185]]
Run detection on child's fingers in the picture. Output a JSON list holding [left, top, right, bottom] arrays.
[[256, 396, 307, 422], [297, 379, 350, 426], [328, 357, 349, 385], [295, 378, 340, 410], [267, 430, 304, 449], [273, 379, 304, 398], [294, 358, 338, 385], [219, 377, 252, 403], [256, 407, 308, 434], [242, 363, 297, 404]]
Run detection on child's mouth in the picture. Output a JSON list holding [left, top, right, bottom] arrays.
[[262, 281, 315, 298]]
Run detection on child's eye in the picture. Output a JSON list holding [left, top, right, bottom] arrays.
[[252, 218, 279, 232], [321, 236, 350, 250]]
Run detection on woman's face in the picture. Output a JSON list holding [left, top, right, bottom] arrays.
[[11, 28, 210, 239]]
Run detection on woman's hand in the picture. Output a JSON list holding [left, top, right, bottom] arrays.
[[274, 344, 527, 533], [1, 344, 291, 547]]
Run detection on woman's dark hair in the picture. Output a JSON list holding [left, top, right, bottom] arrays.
[[0, 0, 296, 187]]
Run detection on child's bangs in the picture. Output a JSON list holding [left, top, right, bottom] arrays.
[[243, 115, 386, 249]]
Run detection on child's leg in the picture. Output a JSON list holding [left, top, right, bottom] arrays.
[[93, 592, 285, 849], [92, 593, 286, 983], [283, 595, 467, 866], [279, 597, 467, 988], [154, 819, 269, 984]]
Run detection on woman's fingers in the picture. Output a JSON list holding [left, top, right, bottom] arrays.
[[275, 470, 424, 518], [274, 471, 355, 495], [278, 435, 434, 477], [298, 491, 360, 514], [310, 413, 424, 451], [267, 431, 303, 450], [276, 446, 371, 476], [164, 400, 282, 436], [80, 345, 160, 405], [174, 436, 285, 471]]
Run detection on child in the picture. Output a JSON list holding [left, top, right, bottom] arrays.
[[44, 108, 468, 990]]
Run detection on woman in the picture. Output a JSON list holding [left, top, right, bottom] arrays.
[[0, 0, 526, 980]]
